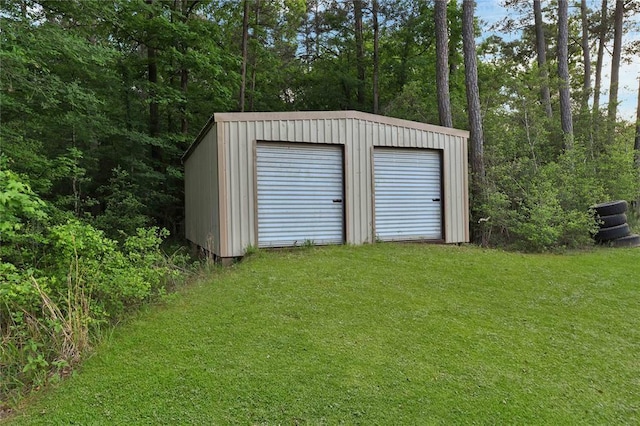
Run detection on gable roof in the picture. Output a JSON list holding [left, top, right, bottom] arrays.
[[182, 110, 469, 163]]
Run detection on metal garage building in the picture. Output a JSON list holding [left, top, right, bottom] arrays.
[[183, 111, 469, 261]]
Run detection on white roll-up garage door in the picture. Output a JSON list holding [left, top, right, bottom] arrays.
[[374, 148, 442, 241], [256, 143, 344, 248]]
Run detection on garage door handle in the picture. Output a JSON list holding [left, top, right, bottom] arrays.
[[333, 199, 343, 203], [432, 198, 441, 202]]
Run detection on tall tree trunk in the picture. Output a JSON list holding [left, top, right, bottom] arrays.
[[354, 0, 365, 109], [462, 0, 487, 246], [239, 0, 250, 112], [558, 0, 574, 144], [303, 1, 313, 62], [146, 0, 160, 144], [180, 0, 196, 135], [607, 0, 624, 136], [593, 0, 608, 116], [248, 0, 260, 111], [314, 0, 320, 59], [167, 1, 176, 134], [533, 0, 552, 118], [121, 61, 133, 132], [372, 0, 379, 114], [635, 76, 640, 168], [580, 0, 591, 112], [635, 76, 640, 214], [397, 33, 411, 89], [180, 68, 188, 134], [435, 0, 453, 128]]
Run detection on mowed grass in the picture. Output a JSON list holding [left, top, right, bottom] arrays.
[[8, 244, 640, 424]]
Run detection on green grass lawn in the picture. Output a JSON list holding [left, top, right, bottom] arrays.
[[7, 244, 640, 424]]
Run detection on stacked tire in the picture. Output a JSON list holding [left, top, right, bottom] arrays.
[[592, 200, 640, 247]]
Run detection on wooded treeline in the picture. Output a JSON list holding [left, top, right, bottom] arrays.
[[1, 0, 640, 406], [2, 0, 639, 247]]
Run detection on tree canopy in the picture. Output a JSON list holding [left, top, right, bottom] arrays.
[[1, 0, 639, 246]]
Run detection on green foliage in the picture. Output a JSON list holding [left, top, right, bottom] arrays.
[[594, 126, 640, 202], [0, 0, 238, 235], [483, 139, 607, 251], [0, 164, 48, 239], [94, 168, 150, 239], [0, 168, 188, 407], [244, 244, 259, 256], [0, 162, 51, 277], [478, 25, 638, 251]]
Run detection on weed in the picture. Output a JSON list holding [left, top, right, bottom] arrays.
[[244, 244, 259, 256]]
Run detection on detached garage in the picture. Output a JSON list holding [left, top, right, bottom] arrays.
[[183, 111, 469, 261]]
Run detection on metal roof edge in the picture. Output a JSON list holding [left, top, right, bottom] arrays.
[[181, 114, 216, 163], [182, 110, 470, 162], [212, 111, 469, 138]]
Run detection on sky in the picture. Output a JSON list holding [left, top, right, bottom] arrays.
[[473, 0, 640, 121]]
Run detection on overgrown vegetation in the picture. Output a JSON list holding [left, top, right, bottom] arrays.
[[478, 32, 640, 250], [0, 166, 192, 408], [7, 244, 640, 424]]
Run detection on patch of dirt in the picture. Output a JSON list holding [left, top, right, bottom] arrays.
[[0, 407, 15, 421]]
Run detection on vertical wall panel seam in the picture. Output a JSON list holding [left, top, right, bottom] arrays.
[[217, 123, 228, 257], [252, 138, 259, 247], [344, 143, 351, 244], [232, 122, 241, 254], [463, 137, 470, 242]]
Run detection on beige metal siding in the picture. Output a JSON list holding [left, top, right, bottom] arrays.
[[365, 119, 468, 244], [184, 123, 220, 254], [443, 135, 470, 243], [186, 111, 469, 258]]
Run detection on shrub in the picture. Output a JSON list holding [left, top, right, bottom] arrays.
[[483, 144, 603, 251], [1, 168, 187, 406]]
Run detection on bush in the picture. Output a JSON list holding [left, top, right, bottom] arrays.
[[1, 168, 187, 407], [483, 144, 603, 251], [94, 167, 150, 239]]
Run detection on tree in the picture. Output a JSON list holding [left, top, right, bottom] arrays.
[[593, 0, 608, 116], [372, 0, 380, 114], [557, 0, 573, 143], [354, 0, 366, 109], [462, 0, 486, 245], [177, 0, 201, 135], [146, 0, 160, 139], [635, 74, 640, 223], [378, 1, 466, 126], [239, 0, 250, 111], [435, 0, 453, 127], [635, 76, 640, 168], [248, 0, 261, 111], [580, 0, 591, 113], [607, 0, 624, 132], [533, 0, 552, 118]]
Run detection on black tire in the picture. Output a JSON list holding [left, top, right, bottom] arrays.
[[596, 213, 627, 228], [611, 234, 640, 248], [592, 200, 628, 216], [594, 223, 631, 242]]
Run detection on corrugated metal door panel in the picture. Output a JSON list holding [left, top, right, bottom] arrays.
[[257, 143, 344, 248], [374, 148, 442, 241]]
